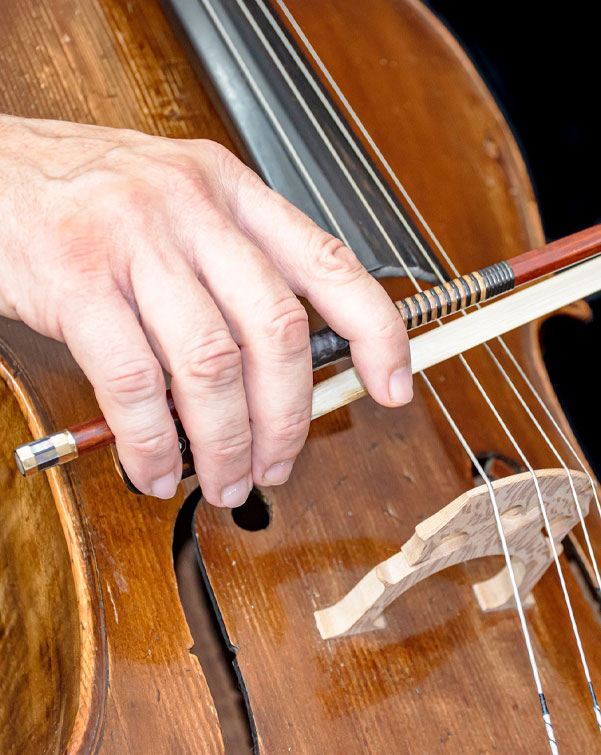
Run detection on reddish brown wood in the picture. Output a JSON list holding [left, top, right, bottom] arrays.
[[192, 1, 601, 752], [71, 391, 177, 455], [1, 0, 601, 753], [510, 222, 601, 284], [0, 0, 231, 751], [0, 378, 81, 755], [71, 417, 113, 454]]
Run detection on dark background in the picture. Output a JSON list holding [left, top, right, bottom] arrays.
[[424, 1, 601, 473]]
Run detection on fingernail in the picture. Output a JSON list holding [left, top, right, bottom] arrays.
[[221, 475, 252, 508], [389, 366, 413, 405], [263, 460, 294, 486], [150, 471, 178, 499]]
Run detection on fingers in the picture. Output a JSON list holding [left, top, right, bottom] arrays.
[[223, 161, 412, 407], [130, 251, 253, 508], [183, 222, 313, 487], [59, 288, 182, 499], [6, 121, 411, 512]]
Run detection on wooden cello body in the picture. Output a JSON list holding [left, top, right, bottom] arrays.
[[1, 0, 600, 752]]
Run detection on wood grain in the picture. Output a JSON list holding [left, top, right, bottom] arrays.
[[0, 378, 80, 755], [191, 1, 601, 752], [315, 469, 591, 638], [510, 223, 601, 284], [0, 0, 232, 751], [1, 0, 601, 753]]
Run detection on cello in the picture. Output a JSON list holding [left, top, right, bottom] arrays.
[[1, 0, 600, 753]]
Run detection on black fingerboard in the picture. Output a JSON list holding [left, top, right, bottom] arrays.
[[161, 0, 447, 282]]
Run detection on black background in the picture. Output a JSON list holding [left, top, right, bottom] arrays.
[[425, 1, 601, 473]]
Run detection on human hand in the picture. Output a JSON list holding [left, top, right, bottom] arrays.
[[0, 115, 412, 505]]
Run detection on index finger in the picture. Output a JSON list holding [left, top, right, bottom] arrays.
[[230, 173, 412, 407]]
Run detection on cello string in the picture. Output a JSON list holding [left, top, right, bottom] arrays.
[[207, 0, 559, 743], [199, 0, 590, 745], [273, 0, 601, 554], [459, 353, 601, 731], [269, 0, 443, 269], [267, 0, 601, 606], [272, 0, 468, 271], [421, 371, 558, 754], [483, 342, 601, 589], [271, 0, 601, 490], [246, 0, 601, 610], [494, 338, 601, 523], [196, 0, 352, 248], [242, 0, 601, 741], [233, 0, 429, 288], [260, 0, 601, 726], [271, 0, 601, 494]]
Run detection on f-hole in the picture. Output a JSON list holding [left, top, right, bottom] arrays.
[[472, 452, 524, 485], [231, 488, 272, 531], [173, 488, 255, 753]]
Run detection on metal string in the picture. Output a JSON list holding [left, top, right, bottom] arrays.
[[264, 0, 601, 734], [205, 0, 556, 734], [460, 352, 601, 732], [484, 343, 601, 590], [197, 0, 350, 246], [198, 0, 585, 747], [271, 0, 601, 585], [495, 338, 601, 525], [267, 0, 601, 678], [272, 0, 460, 267], [214, 0, 558, 745], [235, 0, 430, 289], [265, 0, 597, 634], [421, 371, 558, 754]]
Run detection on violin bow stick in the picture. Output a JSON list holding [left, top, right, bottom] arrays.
[[13, 224, 601, 479]]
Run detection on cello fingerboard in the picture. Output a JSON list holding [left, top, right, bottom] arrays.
[[160, 0, 448, 283]]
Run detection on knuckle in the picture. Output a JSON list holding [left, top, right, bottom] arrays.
[[167, 159, 212, 204], [269, 406, 311, 446], [103, 181, 156, 225], [200, 139, 234, 163], [212, 142, 251, 183], [211, 143, 266, 210], [124, 427, 176, 461], [177, 330, 242, 387], [372, 309, 404, 342], [234, 162, 265, 197], [259, 296, 309, 356], [311, 234, 364, 282], [103, 358, 164, 406], [201, 427, 252, 465], [162, 155, 234, 232]]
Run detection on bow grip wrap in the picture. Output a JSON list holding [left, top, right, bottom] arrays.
[[116, 416, 196, 495], [310, 326, 351, 370]]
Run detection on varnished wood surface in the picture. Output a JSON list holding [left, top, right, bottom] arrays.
[[0, 0, 232, 751], [510, 223, 601, 284], [1, 0, 600, 753], [0, 378, 80, 755], [315, 469, 592, 637], [192, 1, 601, 752]]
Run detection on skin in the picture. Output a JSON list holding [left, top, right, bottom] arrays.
[[0, 114, 413, 506]]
